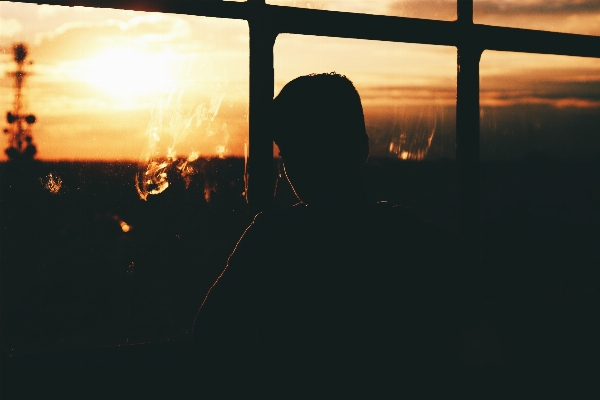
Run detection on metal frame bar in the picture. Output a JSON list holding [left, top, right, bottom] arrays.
[[14, 0, 600, 235]]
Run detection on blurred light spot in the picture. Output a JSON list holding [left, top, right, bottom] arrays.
[[120, 222, 131, 233], [111, 214, 132, 232]]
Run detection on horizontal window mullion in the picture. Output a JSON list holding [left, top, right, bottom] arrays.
[[15, 1, 600, 59], [477, 25, 600, 59], [267, 6, 457, 47]]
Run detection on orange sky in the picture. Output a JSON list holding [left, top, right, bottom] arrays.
[[1, 0, 600, 161]]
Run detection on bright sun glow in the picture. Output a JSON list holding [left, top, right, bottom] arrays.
[[76, 48, 177, 101]]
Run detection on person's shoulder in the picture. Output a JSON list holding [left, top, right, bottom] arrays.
[[243, 203, 309, 237], [251, 203, 308, 224]]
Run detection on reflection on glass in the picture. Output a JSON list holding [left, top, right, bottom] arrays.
[[268, 0, 456, 20], [474, 0, 600, 36], [0, 2, 249, 355], [379, 104, 446, 160]]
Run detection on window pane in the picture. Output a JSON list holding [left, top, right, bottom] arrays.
[[274, 34, 458, 231], [268, 0, 456, 20], [0, 3, 249, 355], [474, 0, 600, 36], [480, 51, 600, 238], [479, 52, 600, 367]]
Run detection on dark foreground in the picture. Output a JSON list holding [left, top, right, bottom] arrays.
[[1, 157, 598, 399]]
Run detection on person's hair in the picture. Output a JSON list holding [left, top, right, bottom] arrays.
[[272, 73, 369, 164]]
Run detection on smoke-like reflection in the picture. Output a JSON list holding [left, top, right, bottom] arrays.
[[136, 79, 229, 200], [388, 104, 438, 160], [39, 173, 63, 194]]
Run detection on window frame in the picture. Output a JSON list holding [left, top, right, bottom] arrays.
[[12, 0, 600, 238]]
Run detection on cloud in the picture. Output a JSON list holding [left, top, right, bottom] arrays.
[[269, 0, 385, 14], [474, 0, 600, 35], [32, 13, 192, 61], [271, 0, 457, 20], [0, 17, 22, 38], [388, 0, 600, 18], [358, 85, 456, 106], [387, 0, 456, 20], [481, 74, 600, 108], [37, 4, 58, 19], [274, 34, 456, 98], [479, 50, 600, 107], [272, 0, 600, 21], [475, 0, 600, 16], [28, 11, 249, 73]]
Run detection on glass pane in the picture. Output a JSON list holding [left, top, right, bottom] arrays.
[[479, 52, 600, 371], [474, 0, 600, 36], [268, 0, 456, 20], [480, 50, 600, 237], [274, 34, 458, 231], [0, 3, 249, 355]]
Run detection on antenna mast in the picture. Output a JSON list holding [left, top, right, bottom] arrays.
[[3, 43, 37, 160]]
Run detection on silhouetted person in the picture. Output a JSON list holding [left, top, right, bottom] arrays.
[[192, 73, 456, 399]]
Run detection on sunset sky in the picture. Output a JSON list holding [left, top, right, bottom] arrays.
[[1, 0, 600, 161]]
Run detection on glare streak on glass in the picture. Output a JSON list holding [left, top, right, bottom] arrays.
[[388, 104, 438, 160], [135, 85, 227, 200]]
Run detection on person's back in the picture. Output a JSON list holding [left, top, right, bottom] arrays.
[[194, 204, 455, 398], [192, 73, 457, 399]]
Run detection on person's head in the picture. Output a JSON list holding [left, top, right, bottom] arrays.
[[272, 73, 369, 203]]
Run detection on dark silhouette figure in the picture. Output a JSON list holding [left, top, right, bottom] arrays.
[[192, 73, 457, 399]]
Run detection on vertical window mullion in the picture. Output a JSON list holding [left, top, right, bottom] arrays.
[[456, 0, 481, 239], [248, 1, 277, 213]]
